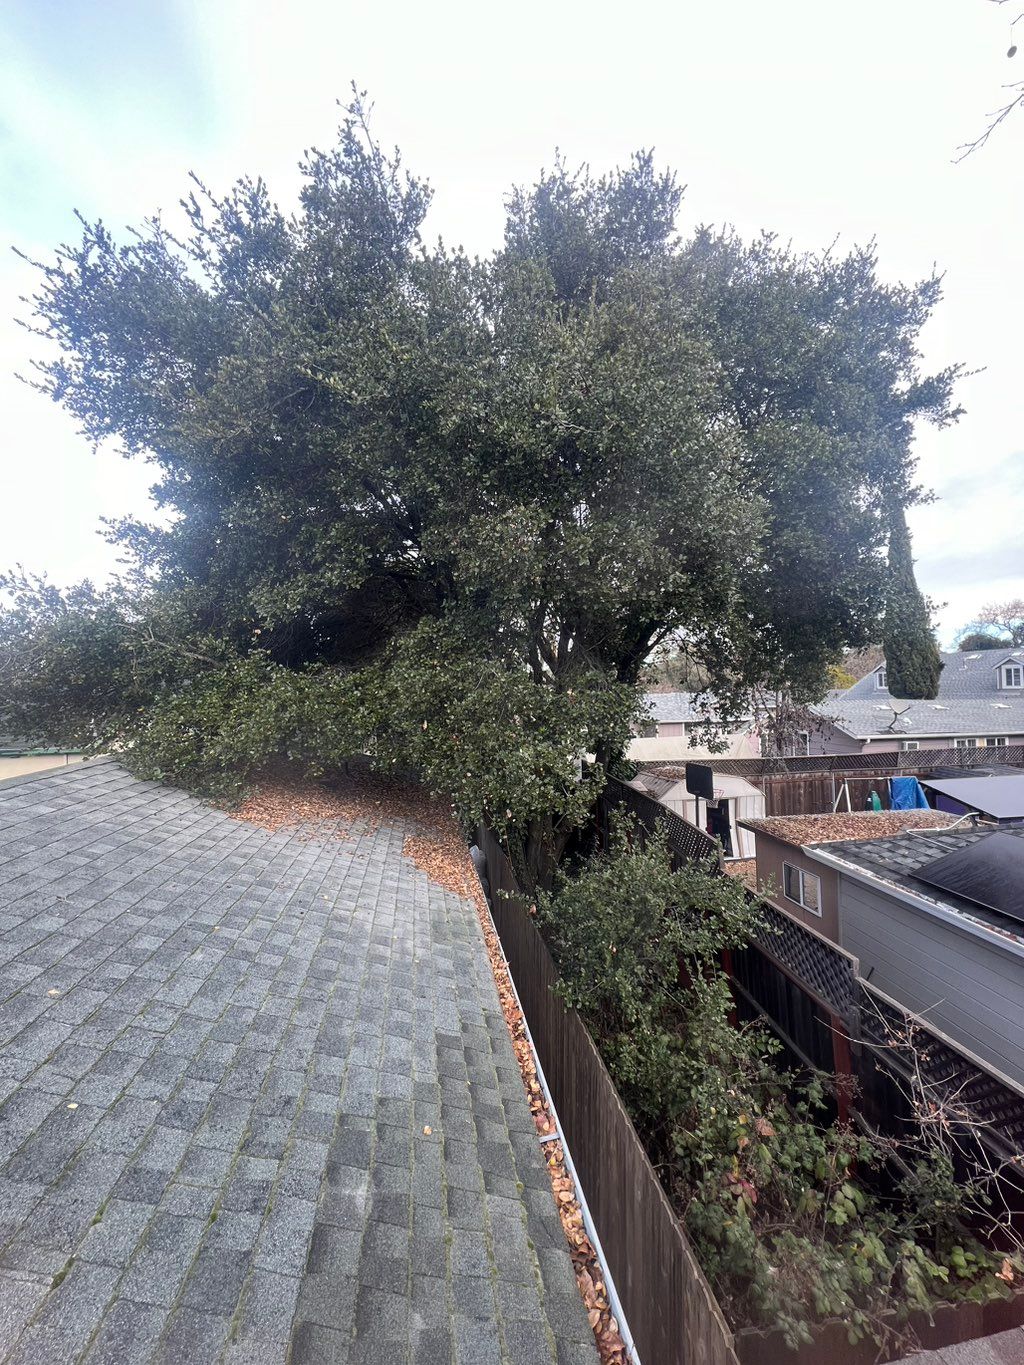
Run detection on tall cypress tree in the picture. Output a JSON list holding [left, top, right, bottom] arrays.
[[883, 507, 943, 699]]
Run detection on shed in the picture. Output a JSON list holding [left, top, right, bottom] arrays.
[[631, 770, 764, 859]]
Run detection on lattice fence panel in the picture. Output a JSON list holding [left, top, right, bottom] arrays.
[[859, 985, 1024, 1160]]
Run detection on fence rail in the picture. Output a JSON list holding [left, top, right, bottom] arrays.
[[644, 745, 1024, 779], [476, 824, 739, 1365]]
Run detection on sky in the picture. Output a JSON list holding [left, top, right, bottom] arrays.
[[1, 0, 1021, 646]]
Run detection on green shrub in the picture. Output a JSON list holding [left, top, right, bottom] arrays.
[[538, 817, 1017, 1349]]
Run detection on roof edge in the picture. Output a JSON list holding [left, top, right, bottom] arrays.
[[0, 755, 117, 794], [805, 843, 1024, 961]]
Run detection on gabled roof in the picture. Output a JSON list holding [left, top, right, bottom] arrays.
[[643, 692, 752, 725], [816, 651, 1024, 738]]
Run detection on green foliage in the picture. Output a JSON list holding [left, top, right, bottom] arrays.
[[883, 508, 943, 700], [956, 631, 1012, 651], [538, 819, 760, 1119], [827, 662, 857, 689], [3, 93, 963, 885], [961, 600, 1024, 650], [539, 823, 1016, 1348]]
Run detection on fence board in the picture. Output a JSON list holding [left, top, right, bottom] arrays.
[[477, 825, 738, 1365], [644, 746, 1024, 780]]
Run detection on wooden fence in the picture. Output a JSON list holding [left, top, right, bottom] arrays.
[[642, 748, 1024, 818], [659, 746, 1024, 779], [758, 771, 900, 817], [476, 824, 739, 1365]]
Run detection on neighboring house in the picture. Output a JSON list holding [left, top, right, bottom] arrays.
[[809, 650, 1024, 755], [0, 734, 83, 780], [807, 824, 1024, 1089], [740, 811, 960, 942], [628, 692, 760, 763], [741, 808, 1024, 1088]]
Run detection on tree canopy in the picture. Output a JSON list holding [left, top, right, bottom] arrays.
[[957, 630, 1013, 651], [961, 599, 1024, 650], [1, 95, 961, 887]]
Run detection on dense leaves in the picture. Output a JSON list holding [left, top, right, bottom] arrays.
[[538, 823, 1017, 1348], [882, 507, 943, 699], [3, 94, 959, 885], [962, 599, 1024, 650]]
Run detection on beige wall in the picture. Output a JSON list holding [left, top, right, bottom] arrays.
[[0, 754, 84, 781], [627, 727, 761, 763], [754, 833, 840, 943]]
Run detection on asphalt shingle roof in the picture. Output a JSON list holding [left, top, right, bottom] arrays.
[[643, 692, 751, 725], [810, 824, 1024, 943], [0, 760, 596, 1364], [818, 650, 1024, 739]]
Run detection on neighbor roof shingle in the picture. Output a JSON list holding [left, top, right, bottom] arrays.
[[819, 651, 1024, 739]]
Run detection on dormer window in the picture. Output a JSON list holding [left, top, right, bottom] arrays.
[[1003, 664, 1023, 689], [875, 669, 887, 689]]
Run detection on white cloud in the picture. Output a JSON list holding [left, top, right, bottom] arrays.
[[2, 0, 1022, 640]]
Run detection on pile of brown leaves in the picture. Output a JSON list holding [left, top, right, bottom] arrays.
[[232, 777, 355, 837], [404, 816, 629, 1363], [230, 766, 443, 841]]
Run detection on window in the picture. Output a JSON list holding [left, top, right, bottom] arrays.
[[1002, 665, 1023, 689], [875, 669, 887, 689], [955, 737, 978, 749], [985, 736, 1008, 747], [790, 731, 810, 757], [901, 740, 919, 751], [637, 722, 657, 738], [783, 863, 821, 915]]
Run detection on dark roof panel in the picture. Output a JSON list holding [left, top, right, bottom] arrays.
[[812, 826, 1024, 942], [913, 832, 1024, 924]]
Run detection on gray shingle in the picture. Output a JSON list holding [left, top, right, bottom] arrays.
[[820, 650, 1024, 739], [0, 761, 596, 1363]]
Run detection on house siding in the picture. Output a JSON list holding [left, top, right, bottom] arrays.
[[754, 836, 840, 942], [808, 722, 862, 756], [836, 875, 1024, 1087], [812, 731, 1024, 757]]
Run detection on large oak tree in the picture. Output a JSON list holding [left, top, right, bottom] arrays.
[[1, 96, 960, 888]]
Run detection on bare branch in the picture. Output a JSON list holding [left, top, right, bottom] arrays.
[[955, 81, 1024, 161]]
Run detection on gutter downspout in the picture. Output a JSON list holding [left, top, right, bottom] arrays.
[[474, 868, 642, 1365]]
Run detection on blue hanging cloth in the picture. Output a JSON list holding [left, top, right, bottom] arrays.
[[891, 775, 930, 810]]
